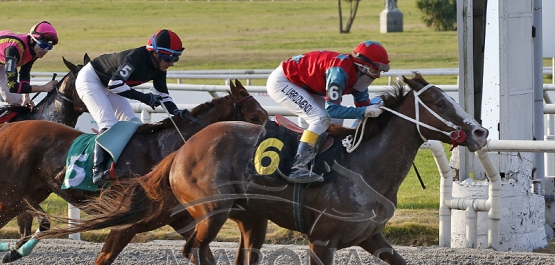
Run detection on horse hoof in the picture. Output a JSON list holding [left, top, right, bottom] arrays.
[[2, 250, 22, 263]]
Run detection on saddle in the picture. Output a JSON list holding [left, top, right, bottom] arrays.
[[247, 115, 342, 183], [274, 115, 334, 155], [63, 118, 142, 191], [0, 106, 30, 123]]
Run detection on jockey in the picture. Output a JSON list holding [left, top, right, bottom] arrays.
[[0, 21, 59, 106], [266, 40, 390, 183], [75, 29, 190, 185]]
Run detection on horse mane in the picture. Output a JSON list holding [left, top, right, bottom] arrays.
[[326, 81, 406, 140], [135, 91, 233, 134]]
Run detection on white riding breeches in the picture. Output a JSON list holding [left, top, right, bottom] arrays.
[[266, 65, 330, 135], [76, 63, 136, 130], [0, 65, 28, 106]]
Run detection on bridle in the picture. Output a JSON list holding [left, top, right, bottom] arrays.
[[381, 83, 467, 149], [34, 69, 87, 119], [233, 94, 254, 121], [343, 83, 467, 152]]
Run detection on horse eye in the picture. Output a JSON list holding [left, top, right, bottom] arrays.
[[437, 101, 446, 109]]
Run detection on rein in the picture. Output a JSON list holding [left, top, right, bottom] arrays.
[[381, 84, 466, 150], [34, 70, 88, 119], [343, 83, 466, 153]]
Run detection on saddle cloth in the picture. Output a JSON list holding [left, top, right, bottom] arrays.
[[246, 118, 343, 183], [62, 118, 142, 191]]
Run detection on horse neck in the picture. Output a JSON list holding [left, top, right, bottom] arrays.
[[31, 89, 80, 127], [350, 110, 424, 197]]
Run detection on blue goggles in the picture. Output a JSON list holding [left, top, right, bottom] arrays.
[[35, 39, 53, 50], [160, 52, 180, 63]]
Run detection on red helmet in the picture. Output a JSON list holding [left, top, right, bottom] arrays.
[[146, 29, 184, 55], [352, 41, 389, 66], [29, 21, 58, 45]]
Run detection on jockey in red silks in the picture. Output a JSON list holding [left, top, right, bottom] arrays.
[[75, 29, 190, 185], [266, 40, 390, 183], [0, 21, 59, 106]]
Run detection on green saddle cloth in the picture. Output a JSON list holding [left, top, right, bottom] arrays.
[[62, 118, 142, 191]]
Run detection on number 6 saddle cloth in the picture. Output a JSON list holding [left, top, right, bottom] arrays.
[[246, 116, 342, 184]]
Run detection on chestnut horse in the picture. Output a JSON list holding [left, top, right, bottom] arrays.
[[38, 73, 489, 265], [0, 79, 268, 264], [0, 54, 88, 253]]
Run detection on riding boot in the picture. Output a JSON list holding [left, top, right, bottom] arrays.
[[92, 129, 110, 185], [284, 131, 327, 183]]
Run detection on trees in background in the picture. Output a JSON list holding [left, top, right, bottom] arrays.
[[338, 0, 360, 33], [416, 0, 457, 31]]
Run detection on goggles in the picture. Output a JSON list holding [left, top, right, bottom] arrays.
[[31, 33, 57, 51], [354, 62, 389, 78], [160, 52, 180, 63], [35, 39, 54, 50]]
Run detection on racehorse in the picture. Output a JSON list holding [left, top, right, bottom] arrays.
[[4, 54, 89, 125], [38, 73, 488, 265], [0, 79, 268, 264], [0, 54, 88, 253]]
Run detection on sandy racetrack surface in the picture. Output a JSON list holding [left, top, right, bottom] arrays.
[[1, 239, 553, 264]]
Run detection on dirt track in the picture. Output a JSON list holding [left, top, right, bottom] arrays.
[[1, 239, 554, 264]]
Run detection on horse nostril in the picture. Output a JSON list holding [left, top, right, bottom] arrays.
[[473, 128, 489, 138]]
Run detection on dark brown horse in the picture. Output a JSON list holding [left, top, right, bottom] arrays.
[[39, 73, 488, 265], [0, 54, 88, 253], [0, 79, 268, 264], [6, 54, 89, 125]]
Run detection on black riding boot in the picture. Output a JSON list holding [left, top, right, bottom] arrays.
[[92, 130, 110, 186], [284, 133, 327, 183]]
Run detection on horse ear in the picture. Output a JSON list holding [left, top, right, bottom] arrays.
[[62, 56, 77, 73], [402, 75, 421, 91], [234, 79, 244, 90], [84, 53, 91, 64]]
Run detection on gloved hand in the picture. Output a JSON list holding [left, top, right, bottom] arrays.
[[173, 108, 191, 119], [364, 105, 383, 118], [142, 93, 162, 110]]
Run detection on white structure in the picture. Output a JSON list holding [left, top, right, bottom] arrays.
[[447, 0, 551, 251], [380, 0, 403, 33]]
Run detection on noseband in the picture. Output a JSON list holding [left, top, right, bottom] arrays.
[[381, 84, 466, 149]]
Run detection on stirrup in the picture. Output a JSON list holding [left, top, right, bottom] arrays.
[[284, 167, 324, 183], [92, 169, 110, 186]]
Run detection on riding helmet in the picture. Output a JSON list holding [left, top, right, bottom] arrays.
[[146, 29, 185, 55], [29, 21, 58, 45], [352, 41, 389, 66]]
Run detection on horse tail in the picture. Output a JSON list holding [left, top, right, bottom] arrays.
[[37, 152, 178, 239]]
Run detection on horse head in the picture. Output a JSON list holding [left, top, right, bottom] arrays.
[[229, 79, 268, 125], [59, 53, 90, 114], [397, 72, 488, 152]]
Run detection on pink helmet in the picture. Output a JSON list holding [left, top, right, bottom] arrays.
[[29, 21, 58, 45]]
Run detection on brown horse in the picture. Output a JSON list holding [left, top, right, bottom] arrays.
[[0, 54, 88, 252], [38, 73, 489, 265], [0, 79, 268, 264]]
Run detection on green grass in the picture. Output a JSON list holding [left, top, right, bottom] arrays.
[[1, 0, 459, 245]]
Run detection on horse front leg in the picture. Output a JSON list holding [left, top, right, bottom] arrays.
[[94, 228, 138, 265], [16, 212, 33, 239], [308, 241, 336, 265], [230, 212, 268, 265], [358, 233, 406, 265]]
